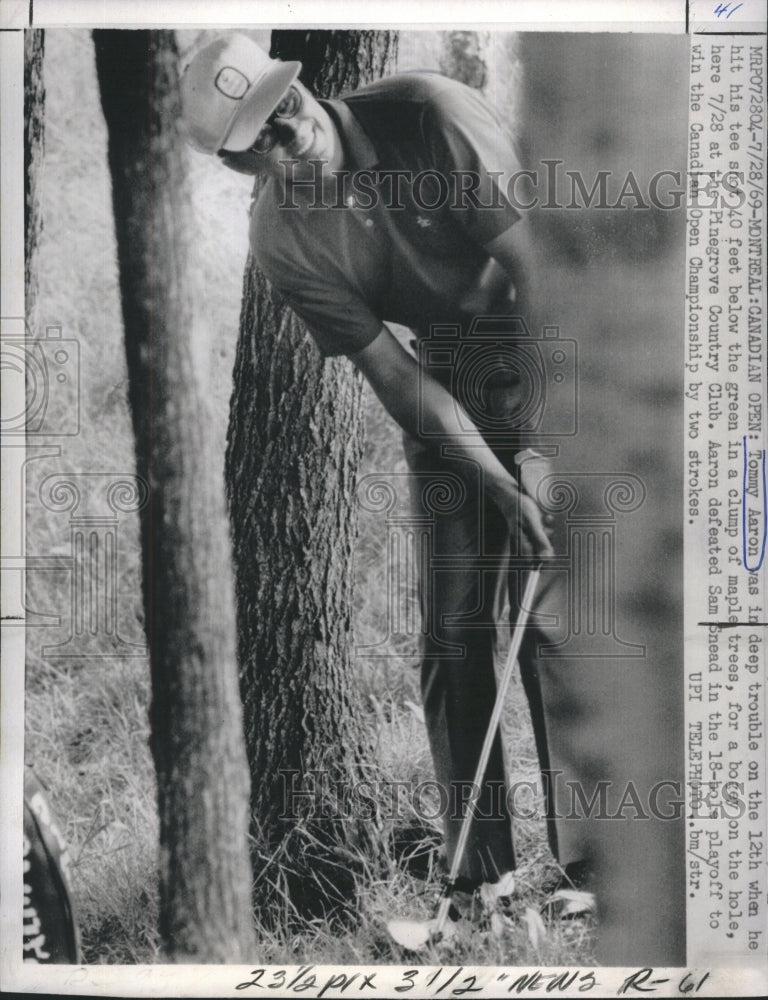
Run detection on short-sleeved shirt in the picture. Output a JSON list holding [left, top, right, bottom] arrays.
[[251, 72, 522, 357]]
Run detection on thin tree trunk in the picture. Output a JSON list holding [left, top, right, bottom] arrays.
[[23, 27, 84, 967], [93, 29, 256, 961], [25, 28, 45, 332], [225, 30, 397, 918], [439, 30, 490, 90]]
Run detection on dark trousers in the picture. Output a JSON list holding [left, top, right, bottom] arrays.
[[403, 433, 588, 884]]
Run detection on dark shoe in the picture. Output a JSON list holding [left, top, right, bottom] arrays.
[[447, 871, 517, 937], [561, 860, 595, 891], [541, 860, 597, 920], [542, 888, 596, 919]]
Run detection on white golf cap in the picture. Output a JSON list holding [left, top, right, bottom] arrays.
[[180, 34, 301, 154]]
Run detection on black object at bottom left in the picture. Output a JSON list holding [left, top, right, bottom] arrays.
[[23, 768, 81, 964]]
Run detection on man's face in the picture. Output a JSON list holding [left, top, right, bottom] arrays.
[[217, 81, 342, 184]]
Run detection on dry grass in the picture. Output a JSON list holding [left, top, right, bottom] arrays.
[[25, 651, 160, 963]]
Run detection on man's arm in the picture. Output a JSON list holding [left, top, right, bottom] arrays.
[[349, 325, 553, 557], [484, 223, 531, 276], [460, 223, 532, 315]]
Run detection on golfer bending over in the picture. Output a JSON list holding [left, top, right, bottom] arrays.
[[181, 34, 594, 925]]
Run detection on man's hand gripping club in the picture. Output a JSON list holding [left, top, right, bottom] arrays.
[[350, 325, 554, 559]]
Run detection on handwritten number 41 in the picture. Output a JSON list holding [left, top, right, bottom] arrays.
[[713, 2, 744, 17]]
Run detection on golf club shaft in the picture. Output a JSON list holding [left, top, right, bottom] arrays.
[[433, 563, 542, 937]]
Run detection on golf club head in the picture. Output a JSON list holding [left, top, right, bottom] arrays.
[[386, 918, 434, 951], [387, 915, 456, 951]]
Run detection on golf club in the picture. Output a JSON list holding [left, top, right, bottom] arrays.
[[387, 563, 543, 952]]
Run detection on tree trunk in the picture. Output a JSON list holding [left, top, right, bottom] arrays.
[[93, 29, 256, 962], [439, 30, 490, 90], [225, 30, 397, 918], [23, 27, 84, 968], [25, 28, 45, 332]]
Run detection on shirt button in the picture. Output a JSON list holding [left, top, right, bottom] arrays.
[[364, 218, 374, 228]]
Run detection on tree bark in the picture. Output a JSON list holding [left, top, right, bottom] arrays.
[[25, 28, 45, 332], [93, 29, 256, 962], [439, 30, 490, 90], [225, 30, 397, 918]]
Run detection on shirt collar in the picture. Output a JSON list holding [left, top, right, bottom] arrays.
[[319, 97, 379, 170]]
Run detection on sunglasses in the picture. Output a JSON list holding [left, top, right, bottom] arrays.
[[219, 85, 303, 158]]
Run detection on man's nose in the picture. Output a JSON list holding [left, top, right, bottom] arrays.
[[273, 117, 304, 141]]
